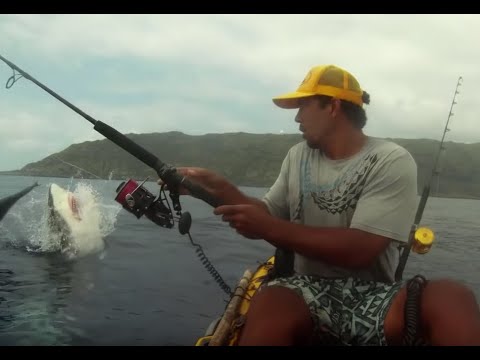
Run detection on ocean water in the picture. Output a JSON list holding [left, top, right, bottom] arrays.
[[0, 175, 479, 345]]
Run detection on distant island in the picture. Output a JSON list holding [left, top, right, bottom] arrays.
[[1, 131, 479, 200]]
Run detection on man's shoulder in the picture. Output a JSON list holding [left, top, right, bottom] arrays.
[[366, 138, 418, 181], [287, 140, 308, 156], [368, 137, 415, 162]]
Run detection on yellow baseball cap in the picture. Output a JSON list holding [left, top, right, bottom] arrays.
[[273, 64, 364, 109]]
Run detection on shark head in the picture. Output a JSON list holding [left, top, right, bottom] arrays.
[[47, 183, 82, 254]]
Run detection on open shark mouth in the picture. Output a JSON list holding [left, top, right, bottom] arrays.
[[67, 193, 81, 221]]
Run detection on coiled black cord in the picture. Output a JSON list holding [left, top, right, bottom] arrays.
[[186, 232, 232, 297], [403, 274, 428, 346], [157, 186, 232, 297]]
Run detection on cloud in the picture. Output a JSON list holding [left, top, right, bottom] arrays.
[[0, 14, 479, 170]]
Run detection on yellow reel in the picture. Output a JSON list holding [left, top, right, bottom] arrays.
[[412, 227, 435, 254]]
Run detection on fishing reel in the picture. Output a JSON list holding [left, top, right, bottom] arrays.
[[114, 178, 192, 235]]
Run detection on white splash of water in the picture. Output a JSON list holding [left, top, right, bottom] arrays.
[[63, 182, 117, 259]]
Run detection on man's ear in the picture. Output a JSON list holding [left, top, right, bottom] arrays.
[[330, 98, 341, 117]]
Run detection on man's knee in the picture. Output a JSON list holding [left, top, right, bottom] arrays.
[[420, 279, 480, 345], [422, 279, 479, 318], [239, 285, 313, 345], [248, 285, 312, 326], [385, 277, 480, 345]]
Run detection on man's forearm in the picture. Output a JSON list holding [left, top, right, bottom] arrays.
[[265, 219, 390, 269]]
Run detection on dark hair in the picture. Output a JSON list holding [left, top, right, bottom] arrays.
[[316, 91, 370, 130]]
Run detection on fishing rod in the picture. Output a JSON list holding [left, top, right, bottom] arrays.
[[0, 54, 232, 296], [395, 76, 463, 282], [0, 54, 219, 209]]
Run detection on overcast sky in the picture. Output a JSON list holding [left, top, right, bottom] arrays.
[[0, 14, 478, 171]]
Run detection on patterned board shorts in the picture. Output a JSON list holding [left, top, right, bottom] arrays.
[[264, 275, 404, 346]]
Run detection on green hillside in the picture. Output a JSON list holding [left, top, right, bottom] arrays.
[[3, 132, 479, 199]]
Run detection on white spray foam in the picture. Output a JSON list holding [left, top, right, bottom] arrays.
[[61, 183, 108, 258]]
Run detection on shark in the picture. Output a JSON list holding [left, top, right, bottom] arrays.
[[47, 183, 82, 253]]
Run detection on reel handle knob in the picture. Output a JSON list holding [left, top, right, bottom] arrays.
[[179, 212, 192, 235]]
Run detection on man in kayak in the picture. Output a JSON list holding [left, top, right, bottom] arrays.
[[165, 64, 480, 346]]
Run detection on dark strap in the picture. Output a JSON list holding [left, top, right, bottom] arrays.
[[271, 247, 295, 279], [402, 274, 428, 346]]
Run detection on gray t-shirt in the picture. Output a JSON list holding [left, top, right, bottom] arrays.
[[262, 136, 418, 283]]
